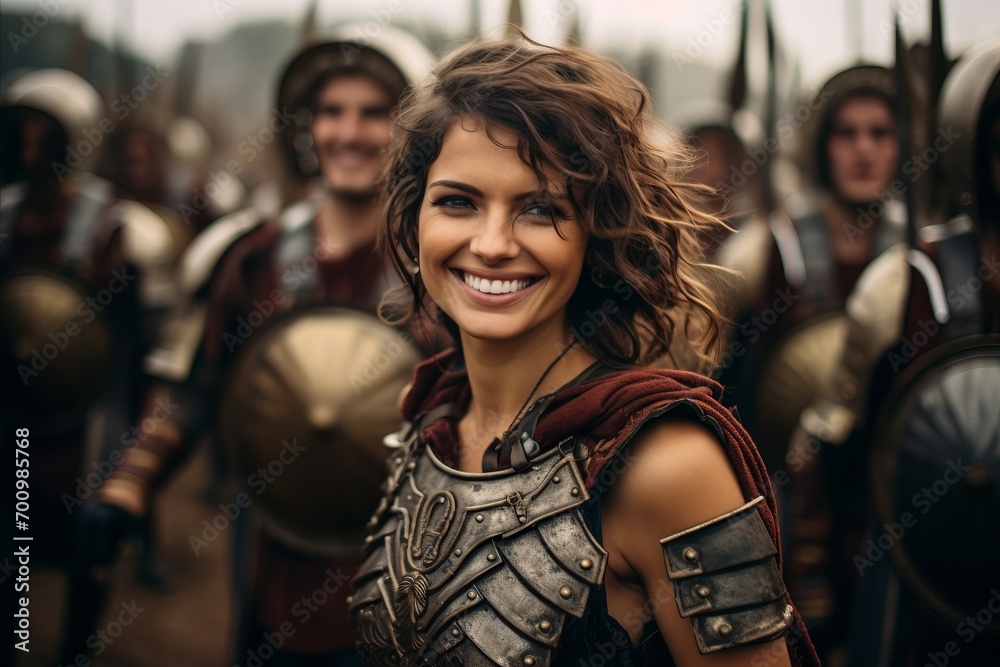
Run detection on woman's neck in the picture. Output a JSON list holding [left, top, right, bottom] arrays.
[[456, 321, 598, 470]]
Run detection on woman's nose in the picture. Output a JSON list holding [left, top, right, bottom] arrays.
[[469, 213, 519, 263]]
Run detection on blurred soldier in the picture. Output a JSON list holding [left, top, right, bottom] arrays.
[[675, 101, 763, 255], [788, 42, 1000, 666], [717, 64, 907, 473], [0, 69, 183, 663], [82, 27, 436, 666]]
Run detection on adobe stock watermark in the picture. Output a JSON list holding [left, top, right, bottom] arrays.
[[543, 0, 588, 29], [672, 1, 741, 72], [770, 420, 836, 489], [221, 236, 361, 353], [178, 108, 294, 224], [853, 458, 972, 576], [922, 588, 1000, 667], [189, 438, 307, 555], [947, 254, 1000, 313], [714, 286, 800, 374], [61, 395, 180, 514], [6, 0, 73, 54], [886, 253, 999, 374], [213, 0, 248, 20], [58, 600, 145, 667], [350, 329, 416, 394], [718, 89, 833, 197], [16, 267, 136, 386], [845, 126, 960, 243], [52, 67, 171, 181], [586, 451, 637, 501], [237, 567, 352, 666], [876, 0, 926, 36]]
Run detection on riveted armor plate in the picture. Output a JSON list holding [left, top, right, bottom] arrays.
[[351, 440, 608, 666], [660, 497, 792, 653]]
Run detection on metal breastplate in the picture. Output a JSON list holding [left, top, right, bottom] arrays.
[[350, 440, 608, 666]]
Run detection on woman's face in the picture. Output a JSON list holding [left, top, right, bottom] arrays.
[[417, 118, 588, 345]]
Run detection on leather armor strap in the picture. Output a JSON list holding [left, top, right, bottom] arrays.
[[660, 496, 793, 654]]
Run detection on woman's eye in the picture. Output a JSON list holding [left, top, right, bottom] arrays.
[[523, 203, 566, 219], [430, 196, 473, 210]]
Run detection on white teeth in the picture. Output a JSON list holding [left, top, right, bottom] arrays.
[[462, 272, 533, 295]]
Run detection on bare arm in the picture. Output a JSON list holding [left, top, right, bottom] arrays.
[[600, 418, 792, 667]]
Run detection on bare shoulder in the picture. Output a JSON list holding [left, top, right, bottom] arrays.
[[600, 417, 793, 665], [603, 416, 747, 539]]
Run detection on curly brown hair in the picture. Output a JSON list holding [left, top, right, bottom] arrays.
[[379, 33, 726, 372]]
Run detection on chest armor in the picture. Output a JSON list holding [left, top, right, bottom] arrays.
[[350, 439, 609, 666]]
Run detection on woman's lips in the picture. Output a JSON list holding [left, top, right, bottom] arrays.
[[450, 269, 543, 307]]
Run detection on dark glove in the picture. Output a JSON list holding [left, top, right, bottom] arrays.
[[71, 501, 138, 578]]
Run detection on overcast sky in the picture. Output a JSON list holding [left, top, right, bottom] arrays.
[[5, 0, 998, 86]]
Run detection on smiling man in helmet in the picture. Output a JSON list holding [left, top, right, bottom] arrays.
[[83, 27, 437, 666]]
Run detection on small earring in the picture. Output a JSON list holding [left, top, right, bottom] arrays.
[[412, 257, 420, 275], [591, 264, 608, 288]]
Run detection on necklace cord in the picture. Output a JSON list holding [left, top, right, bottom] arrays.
[[483, 338, 577, 471]]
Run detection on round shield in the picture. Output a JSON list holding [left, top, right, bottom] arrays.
[[218, 306, 423, 555], [0, 268, 112, 424], [752, 311, 849, 470], [870, 335, 1000, 633]]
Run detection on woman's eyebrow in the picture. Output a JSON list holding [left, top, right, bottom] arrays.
[[427, 180, 482, 196], [428, 180, 568, 201]]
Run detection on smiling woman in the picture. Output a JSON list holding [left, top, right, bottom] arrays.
[[350, 34, 819, 667]]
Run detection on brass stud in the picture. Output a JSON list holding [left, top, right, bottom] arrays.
[[454, 548, 462, 557], [695, 584, 711, 598], [579, 558, 593, 571], [475, 514, 484, 523], [364, 535, 374, 544], [406, 495, 412, 501], [487, 553, 497, 562], [518, 516, 527, 523], [553, 476, 561, 484], [683, 547, 699, 562], [523, 657, 536, 666], [571, 487, 580, 497], [467, 590, 478, 600], [559, 586, 573, 599], [346, 596, 353, 605], [718, 623, 732, 638], [452, 628, 461, 637], [539, 620, 552, 633]]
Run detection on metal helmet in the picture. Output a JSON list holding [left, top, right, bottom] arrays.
[[0, 268, 113, 429], [1, 68, 104, 169], [276, 24, 436, 179], [217, 306, 423, 555], [797, 64, 897, 191], [671, 99, 764, 155], [938, 41, 1000, 230], [870, 336, 1000, 632]]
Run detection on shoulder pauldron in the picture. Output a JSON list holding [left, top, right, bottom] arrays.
[[351, 441, 608, 666], [660, 496, 793, 653]]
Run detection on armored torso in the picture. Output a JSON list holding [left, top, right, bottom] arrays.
[[350, 434, 608, 666]]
